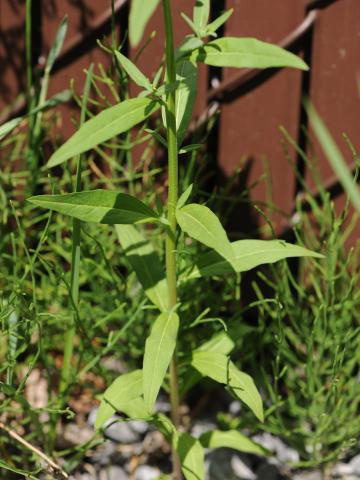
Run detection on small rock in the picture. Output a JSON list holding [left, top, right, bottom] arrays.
[[105, 465, 128, 480], [229, 401, 242, 415], [130, 420, 149, 435], [88, 407, 99, 427], [191, 420, 217, 439], [293, 472, 322, 480], [105, 418, 140, 443], [135, 465, 160, 480], [88, 440, 117, 465], [63, 423, 94, 446], [231, 456, 256, 479], [155, 395, 171, 414], [332, 462, 354, 476], [349, 455, 360, 475], [252, 433, 300, 464]]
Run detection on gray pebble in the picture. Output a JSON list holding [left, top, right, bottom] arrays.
[[135, 465, 160, 480], [252, 433, 299, 464], [231, 455, 256, 479], [191, 420, 217, 439], [106, 465, 128, 480], [105, 418, 141, 443]]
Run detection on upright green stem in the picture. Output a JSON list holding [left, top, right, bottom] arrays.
[[162, 1, 181, 478], [59, 66, 94, 397]]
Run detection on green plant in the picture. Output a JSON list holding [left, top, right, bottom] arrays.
[[247, 131, 359, 477], [27, 1, 322, 478]]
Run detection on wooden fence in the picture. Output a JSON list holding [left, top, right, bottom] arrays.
[[0, 0, 359, 240]]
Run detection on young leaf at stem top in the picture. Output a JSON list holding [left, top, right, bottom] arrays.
[[205, 9, 234, 37], [193, 0, 210, 36], [114, 50, 152, 91]]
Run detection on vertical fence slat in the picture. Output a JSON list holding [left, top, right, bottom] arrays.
[[217, 0, 307, 233], [0, 1, 27, 112], [308, 0, 360, 242], [43, 0, 113, 138]]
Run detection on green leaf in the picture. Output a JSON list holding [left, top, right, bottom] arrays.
[[193, 0, 210, 32], [176, 203, 234, 261], [116, 225, 169, 311], [177, 432, 205, 480], [191, 351, 264, 421], [192, 37, 309, 70], [0, 460, 40, 479], [177, 184, 193, 209], [46, 16, 67, 73], [179, 144, 202, 154], [197, 331, 235, 355], [0, 91, 72, 141], [186, 239, 324, 279], [121, 396, 150, 419], [129, 0, 160, 47], [176, 59, 198, 146], [28, 190, 159, 224], [114, 50, 152, 91], [176, 35, 204, 60], [205, 9, 234, 36], [306, 101, 360, 213], [48, 97, 159, 167], [180, 332, 235, 396], [200, 429, 268, 455], [95, 370, 144, 429], [143, 311, 180, 412], [0, 117, 22, 141]]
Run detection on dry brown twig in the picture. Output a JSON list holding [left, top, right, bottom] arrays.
[[0, 421, 68, 479]]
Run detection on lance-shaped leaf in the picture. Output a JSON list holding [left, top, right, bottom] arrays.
[[28, 190, 159, 224], [114, 50, 152, 91], [46, 16, 67, 73], [176, 59, 198, 146], [205, 9, 234, 36], [191, 351, 264, 421], [143, 311, 180, 412], [95, 370, 143, 429], [176, 203, 234, 261], [186, 239, 324, 279], [193, 0, 210, 32], [176, 433, 205, 480], [180, 332, 235, 396], [48, 97, 159, 167], [200, 430, 268, 456], [192, 37, 308, 70], [129, 0, 160, 47], [116, 225, 169, 311]]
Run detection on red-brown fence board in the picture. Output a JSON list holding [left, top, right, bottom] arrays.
[[219, 0, 307, 232], [43, 0, 114, 138], [0, 1, 27, 109], [0, 0, 359, 243]]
